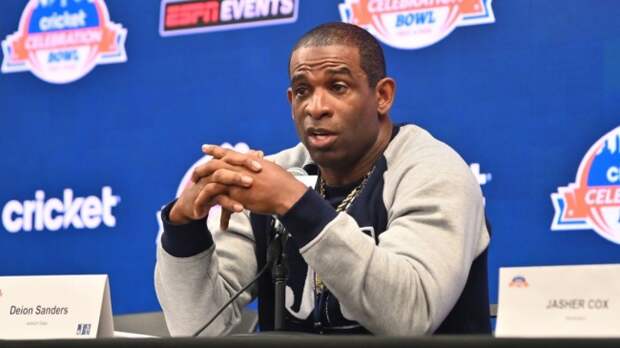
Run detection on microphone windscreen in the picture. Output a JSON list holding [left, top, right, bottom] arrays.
[[287, 167, 308, 177], [288, 167, 317, 188]]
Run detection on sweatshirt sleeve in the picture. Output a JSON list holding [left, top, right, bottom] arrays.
[[154, 202, 257, 336], [283, 147, 490, 335], [159, 200, 214, 257], [279, 188, 337, 247]]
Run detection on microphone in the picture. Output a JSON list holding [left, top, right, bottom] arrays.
[[287, 166, 308, 177], [191, 234, 280, 337], [191, 166, 311, 336], [272, 166, 314, 331], [288, 166, 317, 190]]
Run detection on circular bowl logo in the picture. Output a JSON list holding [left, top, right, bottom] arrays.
[[551, 126, 620, 244], [1, 0, 127, 84], [338, 0, 495, 50]]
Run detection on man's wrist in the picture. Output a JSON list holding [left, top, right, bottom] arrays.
[[160, 200, 213, 257], [169, 202, 192, 224], [275, 181, 310, 216], [279, 189, 338, 248]]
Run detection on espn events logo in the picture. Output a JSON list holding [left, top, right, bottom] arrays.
[[1, 187, 120, 233], [159, 0, 298, 37], [339, 0, 495, 50], [551, 126, 620, 244], [1, 0, 127, 84]]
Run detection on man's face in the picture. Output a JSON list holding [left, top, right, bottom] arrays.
[[288, 45, 381, 170]]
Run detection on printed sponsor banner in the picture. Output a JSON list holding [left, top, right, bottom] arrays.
[[1, 0, 127, 84], [339, 0, 494, 50], [551, 126, 620, 244], [159, 0, 298, 37], [1, 186, 121, 234]]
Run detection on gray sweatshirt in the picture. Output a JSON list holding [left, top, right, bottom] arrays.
[[155, 124, 490, 336]]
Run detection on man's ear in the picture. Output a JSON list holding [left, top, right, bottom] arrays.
[[287, 88, 294, 119], [375, 77, 396, 116]]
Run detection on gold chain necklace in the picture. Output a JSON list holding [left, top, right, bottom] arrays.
[[314, 167, 375, 293]]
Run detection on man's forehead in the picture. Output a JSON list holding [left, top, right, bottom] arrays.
[[289, 44, 361, 75]]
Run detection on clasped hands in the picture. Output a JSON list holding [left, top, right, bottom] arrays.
[[169, 145, 308, 230]]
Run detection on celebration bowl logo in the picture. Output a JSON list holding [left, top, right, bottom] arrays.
[[1, 0, 127, 84], [551, 126, 620, 244], [339, 0, 494, 50]]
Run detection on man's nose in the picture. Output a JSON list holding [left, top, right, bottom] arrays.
[[305, 89, 332, 119]]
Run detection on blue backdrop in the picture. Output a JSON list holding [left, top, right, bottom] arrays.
[[1, 0, 619, 316]]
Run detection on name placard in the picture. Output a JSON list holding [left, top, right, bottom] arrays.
[[0, 274, 113, 339], [495, 264, 620, 337]]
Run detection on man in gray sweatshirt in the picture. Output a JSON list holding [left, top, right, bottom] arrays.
[[155, 22, 491, 336]]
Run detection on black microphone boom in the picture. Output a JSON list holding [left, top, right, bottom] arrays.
[[191, 235, 281, 337]]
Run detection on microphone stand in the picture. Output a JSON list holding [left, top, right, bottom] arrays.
[[271, 221, 289, 331]]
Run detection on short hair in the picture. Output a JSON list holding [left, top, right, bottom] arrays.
[[289, 22, 386, 87]]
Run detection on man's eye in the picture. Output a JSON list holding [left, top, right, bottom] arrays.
[[295, 87, 308, 97], [332, 83, 348, 93]]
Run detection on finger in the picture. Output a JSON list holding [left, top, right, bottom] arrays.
[[193, 182, 228, 215], [191, 159, 237, 183], [247, 150, 264, 160], [216, 195, 245, 231], [215, 194, 244, 214], [203, 145, 262, 172], [201, 144, 229, 159], [209, 168, 253, 188], [202, 144, 263, 160], [220, 209, 232, 231], [218, 152, 262, 172]]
